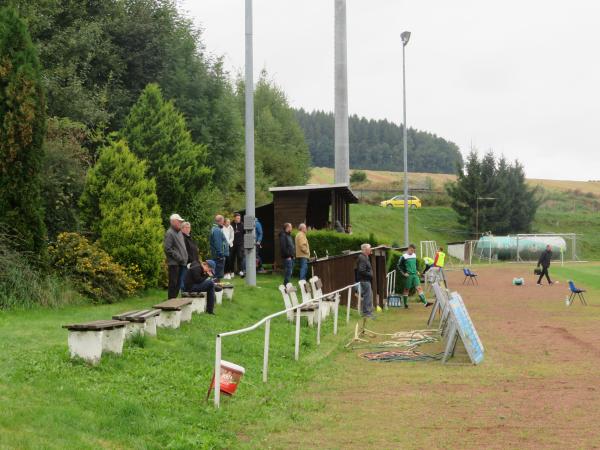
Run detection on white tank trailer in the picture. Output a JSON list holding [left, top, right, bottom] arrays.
[[476, 235, 567, 261]]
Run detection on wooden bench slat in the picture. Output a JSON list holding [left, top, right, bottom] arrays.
[[113, 309, 161, 322], [62, 319, 128, 331], [153, 298, 192, 311]]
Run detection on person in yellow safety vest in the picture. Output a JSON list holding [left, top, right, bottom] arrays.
[[433, 247, 446, 268], [433, 247, 448, 287]]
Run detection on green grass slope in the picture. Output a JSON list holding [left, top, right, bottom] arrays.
[[350, 204, 600, 260], [0, 278, 357, 449]]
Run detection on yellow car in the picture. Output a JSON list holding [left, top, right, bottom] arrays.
[[380, 195, 422, 209]]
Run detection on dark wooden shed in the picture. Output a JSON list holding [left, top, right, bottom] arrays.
[[310, 246, 390, 310], [252, 184, 358, 265]]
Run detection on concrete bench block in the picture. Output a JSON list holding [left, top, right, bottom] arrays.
[[223, 286, 234, 300], [187, 295, 206, 314], [145, 316, 158, 336], [102, 327, 126, 355], [180, 304, 193, 323], [124, 321, 145, 338], [216, 290, 223, 305], [157, 310, 181, 329], [67, 330, 103, 365]]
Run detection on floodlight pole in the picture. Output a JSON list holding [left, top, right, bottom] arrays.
[[244, 0, 256, 286], [401, 31, 411, 247]]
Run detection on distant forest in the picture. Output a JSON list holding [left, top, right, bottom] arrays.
[[295, 109, 464, 174]]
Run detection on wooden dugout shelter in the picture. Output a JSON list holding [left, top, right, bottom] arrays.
[[250, 183, 358, 265]]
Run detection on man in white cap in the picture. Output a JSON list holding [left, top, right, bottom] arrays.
[[164, 213, 188, 299]]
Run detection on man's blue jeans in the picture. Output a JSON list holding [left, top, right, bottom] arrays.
[[298, 257, 308, 281], [215, 257, 225, 280], [360, 281, 374, 317], [283, 258, 294, 285]]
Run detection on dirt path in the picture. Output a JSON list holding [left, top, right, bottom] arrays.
[[266, 266, 600, 449]]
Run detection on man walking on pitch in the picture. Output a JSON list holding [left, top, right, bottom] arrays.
[[357, 243, 375, 318], [537, 244, 554, 285], [397, 244, 433, 308]]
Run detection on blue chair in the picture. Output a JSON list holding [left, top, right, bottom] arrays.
[[567, 280, 587, 306], [463, 268, 478, 286]]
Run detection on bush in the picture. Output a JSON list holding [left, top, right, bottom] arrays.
[[49, 232, 141, 303], [0, 232, 78, 309], [350, 170, 367, 184], [305, 230, 378, 258]]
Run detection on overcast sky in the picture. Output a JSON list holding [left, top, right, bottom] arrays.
[[180, 0, 599, 181]]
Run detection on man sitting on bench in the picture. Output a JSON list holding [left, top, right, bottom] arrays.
[[184, 259, 217, 315]]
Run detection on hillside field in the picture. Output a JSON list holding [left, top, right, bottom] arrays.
[[311, 167, 600, 196], [349, 204, 600, 261]]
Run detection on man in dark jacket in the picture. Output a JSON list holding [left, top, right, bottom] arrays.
[[184, 260, 216, 314], [163, 213, 188, 299], [209, 215, 228, 281], [279, 223, 295, 285], [180, 221, 199, 292], [356, 243, 374, 318], [537, 245, 554, 285], [231, 213, 245, 276]]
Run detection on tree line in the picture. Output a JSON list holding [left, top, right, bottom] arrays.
[[295, 109, 464, 174], [0, 1, 309, 304]]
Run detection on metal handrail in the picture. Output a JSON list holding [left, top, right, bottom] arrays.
[[214, 281, 361, 407]]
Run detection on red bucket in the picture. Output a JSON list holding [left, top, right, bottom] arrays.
[[211, 360, 245, 396]]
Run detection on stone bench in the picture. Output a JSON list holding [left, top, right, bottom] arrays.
[[181, 292, 207, 314], [112, 309, 161, 337], [62, 320, 128, 364], [153, 298, 193, 328], [221, 283, 234, 301]]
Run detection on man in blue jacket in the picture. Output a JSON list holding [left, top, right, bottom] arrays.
[[209, 215, 229, 280], [255, 217, 265, 273]]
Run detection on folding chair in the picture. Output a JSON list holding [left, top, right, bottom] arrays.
[[462, 268, 478, 285], [567, 280, 587, 306], [299, 279, 328, 320], [285, 283, 318, 326], [309, 276, 337, 319]]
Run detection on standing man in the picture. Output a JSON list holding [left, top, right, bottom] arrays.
[[256, 217, 265, 273], [163, 213, 188, 299], [231, 213, 245, 277], [537, 244, 554, 286], [209, 215, 228, 281], [397, 244, 433, 309], [180, 221, 199, 291], [295, 223, 310, 281], [357, 243, 374, 318], [279, 223, 295, 285], [433, 246, 448, 287], [222, 218, 235, 279]]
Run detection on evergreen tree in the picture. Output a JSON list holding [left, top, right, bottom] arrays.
[[446, 150, 539, 235], [237, 71, 311, 188], [0, 7, 47, 254], [121, 83, 214, 225], [80, 140, 164, 287]]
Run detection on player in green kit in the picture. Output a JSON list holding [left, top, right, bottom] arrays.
[[397, 244, 433, 309]]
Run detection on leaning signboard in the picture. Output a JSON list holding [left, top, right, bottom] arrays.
[[442, 292, 484, 365]]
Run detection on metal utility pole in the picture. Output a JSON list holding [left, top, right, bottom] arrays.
[[334, 0, 349, 184], [244, 0, 256, 286], [401, 31, 411, 247]]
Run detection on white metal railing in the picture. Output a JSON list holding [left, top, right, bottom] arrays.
[[213, 282, 361, 407], [386, 270, 396, 298]]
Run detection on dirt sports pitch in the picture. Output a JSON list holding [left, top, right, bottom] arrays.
[[267, 264, 600, 449]]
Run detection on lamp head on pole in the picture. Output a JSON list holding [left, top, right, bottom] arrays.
[[401, 31, 411, 46]]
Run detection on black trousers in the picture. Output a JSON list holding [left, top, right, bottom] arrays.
[[537, 266, 552, 284], [232, 243, 244, 273], [167, 265, 181, 299]]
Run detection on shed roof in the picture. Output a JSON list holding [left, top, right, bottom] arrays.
[[268, 183, 359, 203]]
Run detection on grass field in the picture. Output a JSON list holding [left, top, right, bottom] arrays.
[[2, 263, 599, 448], [311, 167, 600, 195], [0, 277, 358, 449], [348, 203, 600, 260]]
